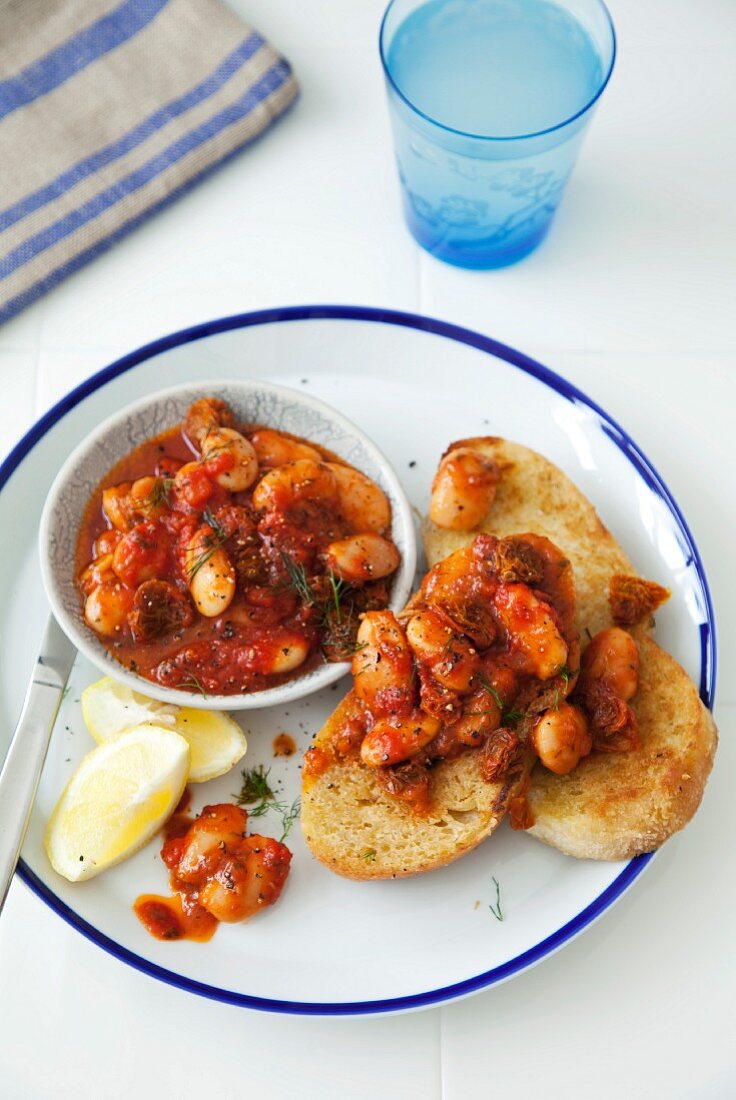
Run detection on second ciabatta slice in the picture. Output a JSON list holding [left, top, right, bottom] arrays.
[[423, 437, 717, 860], [526, 632, 717, 859]]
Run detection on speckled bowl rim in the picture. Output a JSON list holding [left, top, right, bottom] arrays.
[[38, 378, 417, 710]]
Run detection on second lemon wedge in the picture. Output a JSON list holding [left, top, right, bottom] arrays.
[[45, 725, 190, 883], [81, 677, 247, 783]]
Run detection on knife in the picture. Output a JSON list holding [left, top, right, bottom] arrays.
[[0, 616, 77, 914]]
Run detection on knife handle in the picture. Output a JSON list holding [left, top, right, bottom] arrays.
[[0, 657, 69, 914]]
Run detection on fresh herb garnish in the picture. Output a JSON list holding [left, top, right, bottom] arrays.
[[235, 766, 301, 842], [553, 665, 571, 710], [178, 671, 208, 697], [236, 764, 275, 813], [282, 556, 362, 660], [362, 848, 377, 862], [477, 674, 523, 726], [279, 798, 301, 843], [186, 519, 230, 581], [281, 553, 315, 606], [325, 569, 347, 627], [489, 876, 504, 922], [477, 674, 503, 711], [502, 707, 524, 725], [148, 476, 174, 509], [200, 437, 231, 463], [201, 507, 226, 538]]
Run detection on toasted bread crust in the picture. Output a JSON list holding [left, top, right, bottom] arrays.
[[526, 634, 717, 859], [423, 437, 717, 861], [304, 438, 715, 874], [301, 692, 531, 880]]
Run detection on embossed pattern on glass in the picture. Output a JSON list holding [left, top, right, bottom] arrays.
[[380, 0, 616, 268]]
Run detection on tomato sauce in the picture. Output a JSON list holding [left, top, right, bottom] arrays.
[[75, 399, 400, 697], [273, 733, 297, 757], [134, 892, 219, 943], [134, 791, 218, 942], [134, 794, 292, 942]]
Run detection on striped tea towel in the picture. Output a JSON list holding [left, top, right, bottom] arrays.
[[0, 0, 298, 323]]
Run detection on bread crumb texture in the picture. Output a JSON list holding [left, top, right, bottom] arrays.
[[301, 750, 509, 880], [527, 634, 717, 859]]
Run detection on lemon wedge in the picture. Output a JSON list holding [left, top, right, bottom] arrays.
[[170, 707, 248, 783], [81, 677, 178, 740], [45, 725, 190, 883], [81, 677, 248, 783]]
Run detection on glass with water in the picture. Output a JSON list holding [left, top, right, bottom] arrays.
[[380, 0, 616, 267]]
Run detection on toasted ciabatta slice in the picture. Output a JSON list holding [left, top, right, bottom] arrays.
[[424, 437, 717, 860], [301, 692, 532, 881]]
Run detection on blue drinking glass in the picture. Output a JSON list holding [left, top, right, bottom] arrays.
[[379, 0, 616, 268]]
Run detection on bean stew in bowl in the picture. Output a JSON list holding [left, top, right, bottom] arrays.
[[40, 381, 416, 709]]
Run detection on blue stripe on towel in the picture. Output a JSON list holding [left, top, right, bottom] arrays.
[[0, 33, 264, 235], [0, 0, 169, 121], [0, 60, 291, 283], [0, 61, 295, 320]]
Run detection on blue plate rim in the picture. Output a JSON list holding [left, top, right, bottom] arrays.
[[2, 304, 716, 1016]]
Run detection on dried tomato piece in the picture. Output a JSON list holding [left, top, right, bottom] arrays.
[[478, 727, 522, 783], [128, 580, 194, 642], [609, 574, 670, 626], [492, 536, 545, 586], [375, 759, 431, 814], [580, 680, 641, 753]]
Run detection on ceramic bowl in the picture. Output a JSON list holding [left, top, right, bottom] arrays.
[[39, 378, 417, 710]]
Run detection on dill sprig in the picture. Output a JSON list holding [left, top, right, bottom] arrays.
[[201, 507, 227, 538], [235, 764, 275, 813], [281, 558, 361, 662], [489, 876, 504, 922], [235, 766, 301, 842], [148, 476, 174, 509], [553, 665, 571, 711], [202, 443, 230, 460], [477, 674, 503, 711], [477, 674, 523, 726], [281, 553, 315, 606], [179, 670, 208, 697], [325, 569, 347, 626], [200, 436, 232, 463], [279, 798, 301, 843], [186, 521, 230, 581]]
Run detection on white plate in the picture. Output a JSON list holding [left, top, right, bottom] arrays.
[[1, 307, 715, 1016]]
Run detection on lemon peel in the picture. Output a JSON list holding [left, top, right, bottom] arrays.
[[81, 677, 247, 783], [45, 724, 190, 883]]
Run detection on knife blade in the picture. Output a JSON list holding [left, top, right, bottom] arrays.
[[0, 616, 77, 914]]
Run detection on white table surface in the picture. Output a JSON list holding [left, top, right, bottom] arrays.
[[1, 0, 734, 1095]]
